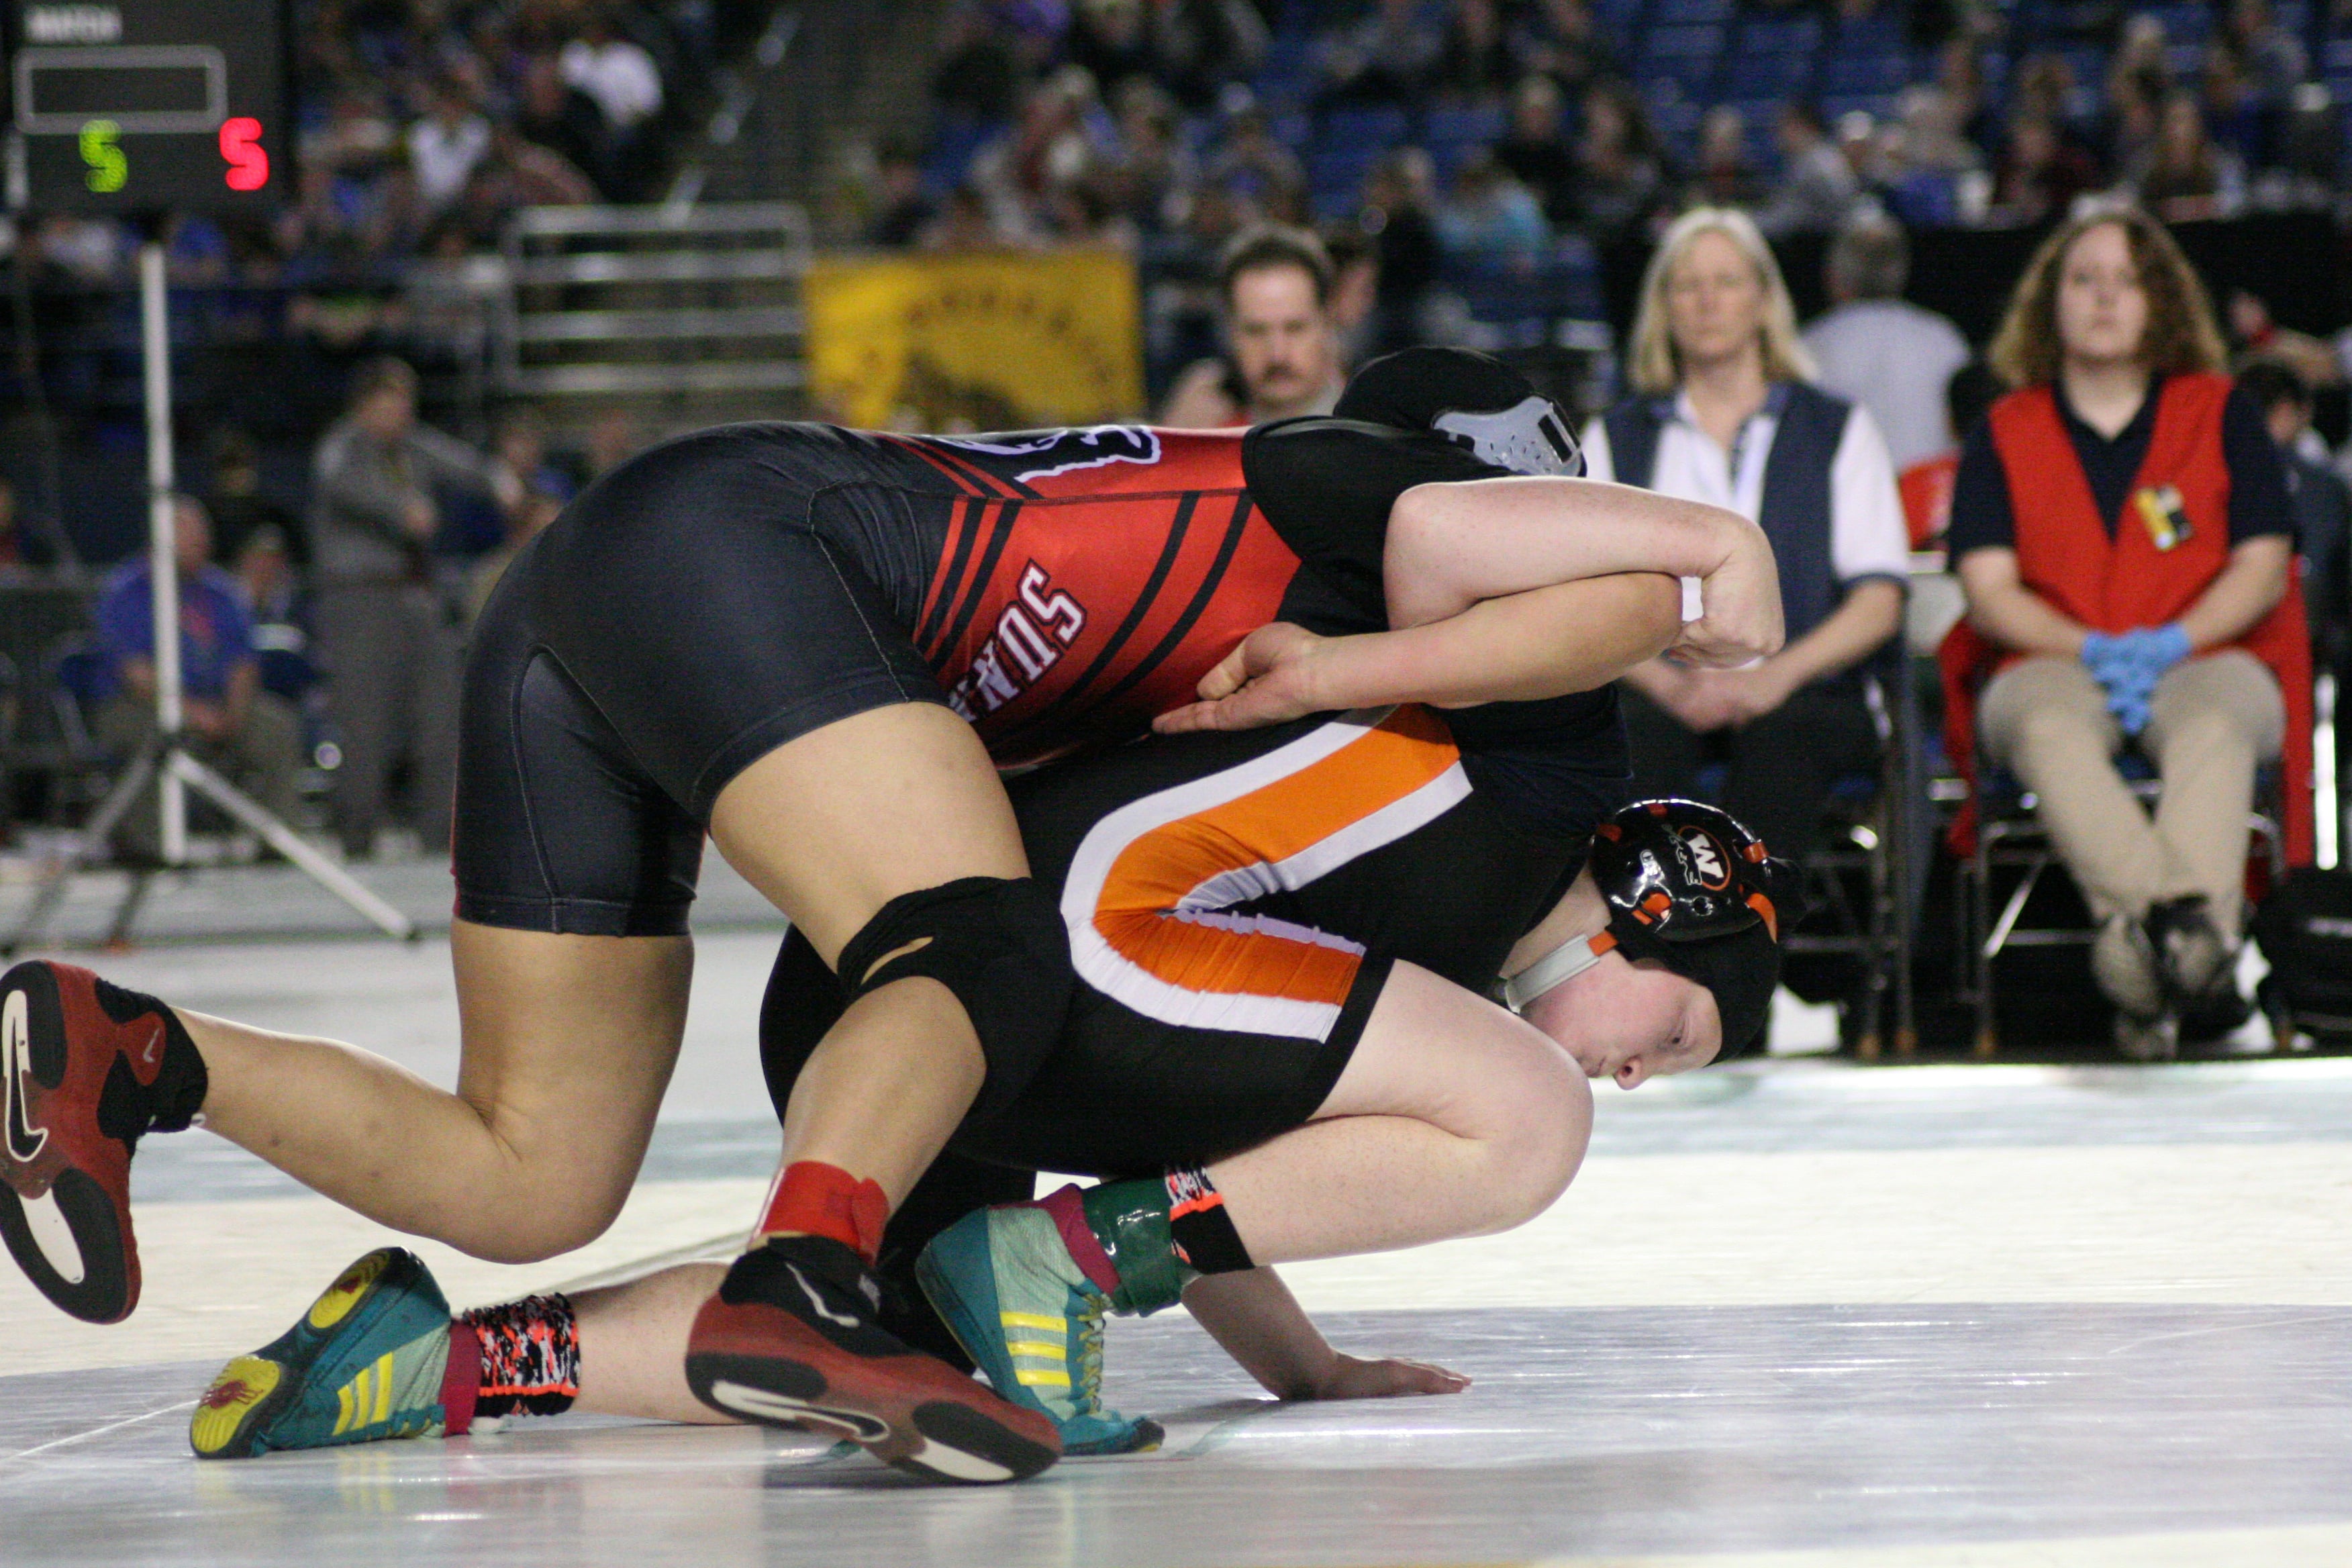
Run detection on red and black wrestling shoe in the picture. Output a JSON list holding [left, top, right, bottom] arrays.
[[1, 961, 207, 1324], [685, 1234, 1061, 1485]]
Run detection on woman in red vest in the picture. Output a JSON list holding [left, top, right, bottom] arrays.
[[1949, 206, 2306, 1059]]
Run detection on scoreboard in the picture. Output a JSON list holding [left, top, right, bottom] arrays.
[[7, 0, 289, 213]]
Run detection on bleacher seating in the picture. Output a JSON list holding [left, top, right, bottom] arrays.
[[1423, 103, 1508, 180]]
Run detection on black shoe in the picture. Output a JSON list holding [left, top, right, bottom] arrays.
[[2147, 895, 2233, 1001]]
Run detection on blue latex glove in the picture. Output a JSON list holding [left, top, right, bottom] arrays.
[[2079, 630, 2130, 688], [2086, 624, 2192, 734], [2121, 623, 2193, 681], [2108, 687, 2153, 735]]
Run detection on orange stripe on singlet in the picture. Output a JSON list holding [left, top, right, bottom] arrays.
[[1063, 706, 1471, 1040]]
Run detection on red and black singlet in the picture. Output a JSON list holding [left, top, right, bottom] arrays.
[[881, 427, 1300, 768]]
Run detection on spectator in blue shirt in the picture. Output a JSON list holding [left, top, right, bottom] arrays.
[[94, 497, 304, 863]]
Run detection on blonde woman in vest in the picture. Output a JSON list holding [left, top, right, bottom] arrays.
[[1583, 206, 1908, 876], [1948, 205, 2304, 1059]]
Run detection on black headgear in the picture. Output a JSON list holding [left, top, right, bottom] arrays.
[[1589, 799, 1806, 1058], [1334, 347, 1583, 478]]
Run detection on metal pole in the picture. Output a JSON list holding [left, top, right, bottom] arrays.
[[167, 751, 415, 940], [11, 233, 421, 948], [139, 238, 184, 864], [2317, 670, 2339, 872]]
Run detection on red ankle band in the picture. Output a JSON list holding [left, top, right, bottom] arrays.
[[439, 1318, 480, 1436], [1037, 1184, 1121, 1293], [757, 1161, 891, 1264]]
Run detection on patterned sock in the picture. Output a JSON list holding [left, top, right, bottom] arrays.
[[459, 1294, 580, 1420], [1164, 1166, 1254, 1275]]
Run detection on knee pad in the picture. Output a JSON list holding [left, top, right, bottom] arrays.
[[836, 876, 1075, 1122]]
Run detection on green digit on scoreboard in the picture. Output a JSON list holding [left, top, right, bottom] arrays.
[[79, 119, 128, 194]]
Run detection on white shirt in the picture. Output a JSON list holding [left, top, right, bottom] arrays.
[[560, 39, 664, 130], [1581, 389, 1911, 593], [1801, 299, 1973, 471], [407, 115, 490, 211]]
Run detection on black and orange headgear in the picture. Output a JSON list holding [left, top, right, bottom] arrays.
[[1589, 799, 1804, 1057]]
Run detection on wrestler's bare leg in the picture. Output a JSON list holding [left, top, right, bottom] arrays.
[[1204, 960, 1594, 1264], [572, 1263, 731, 1423], [704, 701, 1029, 1207], [168, 705, 1026, 1267], [185, 926, 693, 1263]]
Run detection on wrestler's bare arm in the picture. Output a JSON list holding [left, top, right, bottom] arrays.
[[1156, 571, 1683, 732], [1305, 570, 1684, 709], [1180, 1267, 1468, 1404], [1384, 475, 1783, 669]]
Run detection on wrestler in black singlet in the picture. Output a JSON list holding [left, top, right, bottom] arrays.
[[450, 416, 1508, 936]]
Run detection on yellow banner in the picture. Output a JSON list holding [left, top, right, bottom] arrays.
[[803, 249, 1144, 431]]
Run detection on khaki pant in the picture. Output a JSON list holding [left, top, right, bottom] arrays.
[[1977, 650, 2284, 934], [97, 691, 305, 862]]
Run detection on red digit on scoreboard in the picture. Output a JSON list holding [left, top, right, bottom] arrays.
[[219, 117, 269, 191]]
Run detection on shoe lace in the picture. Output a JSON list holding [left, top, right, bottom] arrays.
[[1073, 1290, 1108, 1416]]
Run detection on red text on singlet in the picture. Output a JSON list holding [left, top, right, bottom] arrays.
[[888, 428, 1303, 770]]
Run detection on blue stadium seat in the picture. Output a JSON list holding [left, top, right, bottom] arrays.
[[1593, 0, 1647, 33], [1425, 104, 1508, 179], [1442, 247, 1606, 344], [1655, 0, 1731, 23], [1253, 68, 1313, 109], [1316, 103, 1410, 152], [1306, 146, 1383, 221], [1638, 25, 1727, 99], [1253, 28, 1313, 109], [1424, 103, 1507, 148], [2155, 3, 2210, 40], [1643, 21, 1725, 57], [921, 117, 995, 197], [1835, 12, 1907, 56], [1640, 85, 1704, 146], [1722, 100, 1790, 167], [1259, 30, 1312, 76], [1889, 168, 1961, 226], [1820, 51, 1916, 95], [2059, 45, 2108, 91], [1737, 16, 1821, 55], [1728, 50, 1817, 101], [1820, 92, 1900, 123], [2322, 34, 2352, 85]]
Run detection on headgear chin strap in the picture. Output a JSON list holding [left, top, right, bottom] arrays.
[[1503, 930, 1617, 1012]]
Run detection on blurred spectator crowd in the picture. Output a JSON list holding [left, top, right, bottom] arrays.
[[869, 0, 2352, 389], [9, 0, 717, 291]]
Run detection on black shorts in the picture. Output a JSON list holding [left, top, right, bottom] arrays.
[[758, 923, 1391, 1179], [453, 428, 947, 937]]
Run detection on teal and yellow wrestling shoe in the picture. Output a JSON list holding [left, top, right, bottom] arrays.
[[191, 1248, 461, 1459], [915, 1197, 1163, 1457]]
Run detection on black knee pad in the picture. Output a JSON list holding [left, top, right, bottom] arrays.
[[836, 876, 1075, 1122]]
